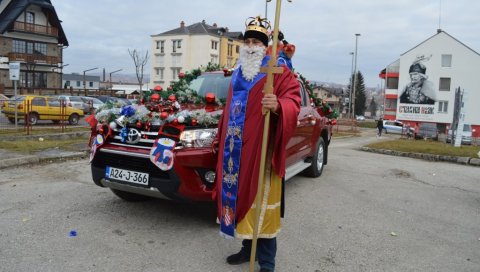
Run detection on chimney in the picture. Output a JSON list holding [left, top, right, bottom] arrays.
[[202, 19, 206, 24], [225, 27, 229, 32], [180, 21, 185, 28], [437, 28, 442, 33], [213, 23, 217, 27]]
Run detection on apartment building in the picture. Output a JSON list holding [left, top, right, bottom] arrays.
[[379, 30, 480, 136], [150, 20, 242, 88], [0, 0, 68, 95]]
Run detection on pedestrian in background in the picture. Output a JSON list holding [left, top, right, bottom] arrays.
[[377, 118, 384, 137]]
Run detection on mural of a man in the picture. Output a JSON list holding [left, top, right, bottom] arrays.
[[399, 62, 437, 105]]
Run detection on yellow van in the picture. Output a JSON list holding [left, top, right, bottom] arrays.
[[1, 95, 84, 125]]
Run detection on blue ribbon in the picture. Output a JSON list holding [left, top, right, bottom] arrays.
[[220, 57, 268, 238]]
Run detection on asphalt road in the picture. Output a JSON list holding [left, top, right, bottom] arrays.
[[0, 132, 479, 272]]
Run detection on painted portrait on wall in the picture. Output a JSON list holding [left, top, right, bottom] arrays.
[[399, 60, 437, 105]]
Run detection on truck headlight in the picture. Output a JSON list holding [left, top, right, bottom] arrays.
[[180, 128, 217, 148]]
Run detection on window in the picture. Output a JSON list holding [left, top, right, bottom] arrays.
[[26, 12, 35, 24], [34, 43, 47, 55], [386, 77, 399, 89], [160, 41, 164, 53], [12, 40, 46, 55], [32, 97, 46, 106], [19, 72, 46, 88], [438, 101, 448, 113], [210, 54, 218, 64], [439, 77, 451, 91], [76, 81, 81, 87], [159, 69, 164, 80], [13, 40, 25, 53], [172, 40, 181, 52], [172, 55, 181, 67], [441, 54, 452, 67], [211, 41, 218, 50], [156, 41, 160, 49], [228, 44, 233, 56], [89, 82, 93, 87], [65, 81, 70, 87], [236, 45, 240, 54], [172, 68, 181, 80]]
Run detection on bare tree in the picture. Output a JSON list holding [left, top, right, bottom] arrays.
[[128, 49, 149, 93]]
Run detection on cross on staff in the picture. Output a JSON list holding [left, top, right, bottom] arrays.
[[249, 1, 292, 271]]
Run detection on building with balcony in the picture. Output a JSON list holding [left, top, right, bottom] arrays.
[[150, 20, 241, 88], [0, 0, 68, 95]]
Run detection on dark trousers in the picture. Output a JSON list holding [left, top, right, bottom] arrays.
[[240, 238, 277, 270]]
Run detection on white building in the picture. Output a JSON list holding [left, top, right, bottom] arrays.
[[150, 20, 230, 88], [380, 30, 480, 137]]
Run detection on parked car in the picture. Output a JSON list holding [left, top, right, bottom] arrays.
[[383, 120, 414, 136], [97, 96, 131, 106], [356, 115, 365, 121], [446, 124, 474, 145], [1, 95, 84, 125], [89, 72, 334, 202], [57, 95, 90, 114], [414, 122, 438, 140], [81, 96, 104, 111]]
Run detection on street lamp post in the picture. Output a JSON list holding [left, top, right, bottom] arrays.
[[265, 0, 272, 18], [352, 34, 360, 122], [109, 69, 122, 90], [83, 67, 98, 95], [348, 52, 354, 119]]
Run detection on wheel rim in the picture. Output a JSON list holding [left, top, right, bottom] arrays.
[[71, 116, 78, 124], [29, 114, 37, 124], [316, 143, 324, 170]]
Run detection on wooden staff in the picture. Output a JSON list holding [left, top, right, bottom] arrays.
[[249, 1, 290, 271]]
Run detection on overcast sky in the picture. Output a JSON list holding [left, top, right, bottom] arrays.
[[52, 0, 480, 88]]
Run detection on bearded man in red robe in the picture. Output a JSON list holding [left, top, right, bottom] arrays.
[[214, 16, 301, 272]]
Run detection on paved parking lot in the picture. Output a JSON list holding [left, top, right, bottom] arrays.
[[0, 133, 479, 272]]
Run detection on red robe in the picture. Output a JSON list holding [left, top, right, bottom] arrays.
[[215, 65, 301, 224]]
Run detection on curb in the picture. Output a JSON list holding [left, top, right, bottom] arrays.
[[0, 155, 39, 169], [361, 147, 480, 167]]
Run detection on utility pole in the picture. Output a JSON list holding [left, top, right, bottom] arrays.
[[348, 52, 354, 119], [352, 33, 360, 121]]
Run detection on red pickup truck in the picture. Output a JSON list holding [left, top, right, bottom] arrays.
[[89, 72, 333, 202]]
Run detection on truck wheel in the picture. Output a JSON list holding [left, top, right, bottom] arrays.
[[68, 113, 79, 125], [302, 138, 325, 178], [110, 188, 151, 202], [28, 113, 39, 125], [8, 117, 15, 124]]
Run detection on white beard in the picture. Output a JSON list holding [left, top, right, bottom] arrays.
[[238, 45, 266, 81]]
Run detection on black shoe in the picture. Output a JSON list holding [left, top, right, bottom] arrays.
[[226, 251, 255, 265], [259, 268, 274, 272]]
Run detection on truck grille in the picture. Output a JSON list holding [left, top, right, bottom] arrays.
[[109, 126, 183, 148]]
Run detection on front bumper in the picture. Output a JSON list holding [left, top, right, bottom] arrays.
[[91, 144, 217, 202]]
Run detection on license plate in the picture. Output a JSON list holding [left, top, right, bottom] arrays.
[[105, 166, 149, 186]]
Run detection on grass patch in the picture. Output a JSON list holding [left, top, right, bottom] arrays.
[[357, 121, 377, 129], [366, 139, 480, 158], [0, 126, 89, 136], [333, 131, 361, 138], [0, 136, 89, 153]]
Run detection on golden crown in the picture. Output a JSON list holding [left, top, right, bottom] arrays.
[[245, 16, 271, 35]]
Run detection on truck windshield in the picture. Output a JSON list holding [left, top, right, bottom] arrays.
[[189, 73, 231, 99]]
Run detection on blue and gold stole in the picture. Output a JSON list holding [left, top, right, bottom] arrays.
[[220, 57, 269, 238]]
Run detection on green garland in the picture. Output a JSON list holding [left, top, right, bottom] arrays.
[[298, 73, 339, 119]]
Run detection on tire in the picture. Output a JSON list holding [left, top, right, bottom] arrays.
[[8, 117, 15, 124], [302, 137, 325, 178], [52, 120, 60, 124], [28, 112, 39, 125], [68, 113, 79, 125], [110, 188, 151, 202]]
